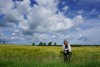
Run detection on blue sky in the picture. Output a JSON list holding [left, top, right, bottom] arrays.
[[0, 0, 100, 45]]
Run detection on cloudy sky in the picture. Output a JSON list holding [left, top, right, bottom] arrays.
[[0, 0, 100, 45]]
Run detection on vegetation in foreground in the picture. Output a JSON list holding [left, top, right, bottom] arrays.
[[0, 44, 100, 67]]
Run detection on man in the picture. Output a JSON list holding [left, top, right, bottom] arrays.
[[62, 40, 72, 62]]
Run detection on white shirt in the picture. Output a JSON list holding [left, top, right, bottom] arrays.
[[62, 44, 71, 52]]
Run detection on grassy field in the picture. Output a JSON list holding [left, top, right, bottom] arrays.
[[0, 44, 100, 67]]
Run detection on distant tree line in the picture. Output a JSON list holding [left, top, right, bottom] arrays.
[[71, 44, 100, 47], [32, 42, 100, 47], [32, 42, 57, 46]]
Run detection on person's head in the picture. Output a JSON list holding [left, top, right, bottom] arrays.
[[63, 40, 68, 45]]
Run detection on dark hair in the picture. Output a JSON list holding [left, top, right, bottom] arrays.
[[63, 40, 68, 43], [64, 40, 68, 48], [65, 45, 68, 48]]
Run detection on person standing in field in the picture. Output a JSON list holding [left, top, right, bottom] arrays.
[[61, 40, 72, 62]]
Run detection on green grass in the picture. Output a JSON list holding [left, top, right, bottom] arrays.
[[0, 44, 100, 67]]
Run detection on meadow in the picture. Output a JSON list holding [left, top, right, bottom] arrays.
[[0, 44, 100, 67]]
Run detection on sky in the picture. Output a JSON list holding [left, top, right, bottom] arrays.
[[0, 0, 100, 45]]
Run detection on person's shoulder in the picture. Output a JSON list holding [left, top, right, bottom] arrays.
[[68, 44, 71, 47]]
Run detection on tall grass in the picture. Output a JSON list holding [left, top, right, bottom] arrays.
[[0, 44, 100, 67]]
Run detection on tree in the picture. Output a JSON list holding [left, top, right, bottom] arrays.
[[54, 42, 57, 46], [32, 43, 35, 46], [48, 42, 52, 46], [39, 42, 43, 46], [43, 43, 46, 46], [0, 41, 6, 44]]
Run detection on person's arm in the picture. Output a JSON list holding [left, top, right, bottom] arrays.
[[68, 44, 71, 52]]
